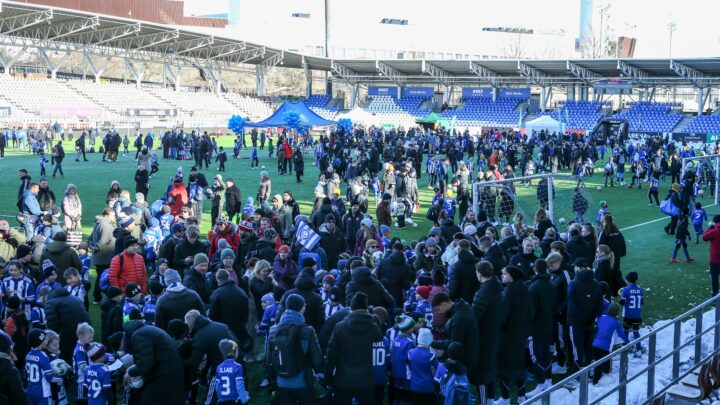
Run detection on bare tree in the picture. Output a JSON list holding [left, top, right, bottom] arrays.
[[501, 33, 527, 59]]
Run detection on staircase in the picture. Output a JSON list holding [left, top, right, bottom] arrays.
[[672, 113, 696, 133], [328, 98, 344, 110], [419, 98, 435, 112]]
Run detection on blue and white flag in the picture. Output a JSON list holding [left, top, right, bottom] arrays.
[[296, 221, 320, 251]]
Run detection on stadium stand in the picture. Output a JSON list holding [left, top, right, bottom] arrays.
[[615, 102, 683, 133], [0, 75, 108, 119], [542, 101, 607, 131], [305, 94, 339, 120], [683, 113, 720, 133], [147, 87, 244, 120], [440, 96, 526, 128], [363, 95, 420, 127], [66, 80, 172, 116], [222, 93, 274, 122]]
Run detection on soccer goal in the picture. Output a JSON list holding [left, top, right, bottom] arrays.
[[681, 154, 720, 206], [472, 173, 596, 227]]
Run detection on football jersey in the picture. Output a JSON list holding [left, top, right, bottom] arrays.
[[73, 341, 89, 399], [84, 363, 111, 405], [416, 300, 433, 324], [372, 337, 390, 385], [159, 214, 174, 238], [621, 284, 644, 319], [25, 348, 56, 400], [407, 347, 439, 393], [3, 276, 35, 313], [122, 300, 142, 323], [214, 359, 249, 403], [443, 197, 457, 218], [66, 283, 85, 302], [390, 334, 415, 380], [691, 209, 707, 225]]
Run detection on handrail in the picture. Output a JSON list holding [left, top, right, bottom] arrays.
[[522, 294, 720, 405]]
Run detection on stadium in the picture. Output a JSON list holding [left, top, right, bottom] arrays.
[[0, 0, 720, 404]]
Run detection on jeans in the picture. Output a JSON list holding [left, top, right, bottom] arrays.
[[52, 159, 64, 176]]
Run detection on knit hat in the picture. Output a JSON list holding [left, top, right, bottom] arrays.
[[428, 227, 441, 236], [164, 269, 181, 285], [286, 294, 306, 312], [193, 253, 209, 267], [238, 221, 253, 233], [350, 292, 368, 311], [599, 200, 608, 208], [123, 236, 139, 250], [322, 275, 335, 285], [361, 217, 373, 228], [416, 286, 431, 300], [221, 249, 235, 260], [425, 238, 438, 248], [149, 281, 164, 296], [120, 217, 135, 229], [417, 327, 433, 347], [382, 192, 392, 200], [6, 295, 20, 310], [261, 293, 276, 306], [86, 342, 106, 362], [573, 257, 589, 268], [264, 228, 277, 239], [105, 286, 122, 300], [216, 215, 229, 226], [28, 329, 48, 348], [217, 239, 229, 252], [301, 256, 316, 268], [54, 232, 67, 242], [366, 239, 378, 249], [42, 259, 57, 279], [171, 223, 184, 234], [167, 319, 188, 339], [608, 302, 622, 317], [279, 245, 290, 253], [129, 308, 144, 321], [463, 225, 477, 236], [125, 283, 142, 298], [218, 339, 238, 359], [379, 225, 391, 235], [16, 244, 31, 258], [417, 275, 433, 286], [0, 330, 12, 353], [447, 341, 464, 360], [396, 315, 415, 333]]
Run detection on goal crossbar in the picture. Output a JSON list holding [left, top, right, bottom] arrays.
[[681, 154, 720, 206]]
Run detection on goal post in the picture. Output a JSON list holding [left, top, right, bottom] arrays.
[[472, 173, 596, 227], [681, 154, 720, 206]]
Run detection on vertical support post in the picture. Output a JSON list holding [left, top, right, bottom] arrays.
[[695, 310, 703, 366], [472, 183, 478, 217], [350, 84, 359, 109], [715, 155, 719, 206], [619, 351, 629, 405], [578, 372, 589, 405], [647, 334, 656, 400], [547, 176, 554, 222], [255, 65, 266, 97], [698, 87, 705, 114], [672, 321, 681, 379], [540, 86, 546, 112]]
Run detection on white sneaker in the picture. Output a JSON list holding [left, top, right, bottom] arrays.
[[494, 398, 510, 405], [525, 381, 551, 398], [552, 363, 567, 375]]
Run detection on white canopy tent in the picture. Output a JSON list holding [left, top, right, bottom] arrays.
[[336, 108, 374, 124], [525, 115, 562, 134]]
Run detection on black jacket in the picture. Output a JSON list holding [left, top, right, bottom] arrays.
[[183, 267, 211, 304], [431, 299, 479, 383], [280, 270, 325, 332], [566, 235, 593, 264], [498, 280, 533, 379], [325, 309, 384, 389], [317, 307, 351, 353], [46, 287, 91, 363], [0, 357, 28, 405], [225, 185, 242, 216], [471, 277, 505, 385], [376, 251, 412, 307], [100, 298, 123, 346], [209, 280, 249, 343], [319, 225, 346, 269], [250, 237, 276, 264], [189, 315, 237, 371], [483, 244, 507, 277], [527, 273, 557, 342], [448, 250, 479, 304], [439, 218, 461, 245], [567, 269, 604, 326], [342, 210, 364, 245], [508, 252, 536, 280], [598, 228, 627, 271], [550, 267, 573, 318], [498, 235, 520, 262], [155, 287, 205, 332], [173, 239, 208, 273], [124, 322, 185, 405], [345, 266, 394, 313]]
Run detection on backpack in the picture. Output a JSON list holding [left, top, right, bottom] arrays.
[[100, 255, 124, 291], [298, 251, 322, 270], [443, 372, 472, 405], [270, 324, 306, 377]]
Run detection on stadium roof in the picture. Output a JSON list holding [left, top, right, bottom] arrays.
[[1, 1, 720, 88]]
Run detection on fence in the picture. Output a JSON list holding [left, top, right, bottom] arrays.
[[681, 153, 720, 206], [522, 294, 720, 405]]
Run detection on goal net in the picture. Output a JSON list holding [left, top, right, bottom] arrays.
[[681, 154, 720, 206], [472, 173, 596, 227]]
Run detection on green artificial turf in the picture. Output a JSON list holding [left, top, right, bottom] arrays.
[[0, 136, 715, 402]]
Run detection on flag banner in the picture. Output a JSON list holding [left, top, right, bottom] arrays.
[[296, 221, 320, 250]]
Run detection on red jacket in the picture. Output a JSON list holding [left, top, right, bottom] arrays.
[[282, 141, 293, 159], [109, 251, 147, 293], [209, 227, 240, 257], [168, 182, 188, 217], [703, 225, 720, 264]]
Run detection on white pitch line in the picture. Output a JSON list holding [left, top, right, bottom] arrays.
[[620, 203, 717, 232]]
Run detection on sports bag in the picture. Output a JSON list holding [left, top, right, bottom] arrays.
[[269, 324, 305, 377]]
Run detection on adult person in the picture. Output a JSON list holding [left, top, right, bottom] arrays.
[[108, 236, 147, 294], [566, 226, 593, 264], [74, 132, 88, 162], [376, 193, 392, 227], [21, 182, 43, 239], [268, 294, 323, 404], [209, 268, 249, 346], [430, 292, 480, 387], [40, 232, 82, 282], [173, 225, 207, 273], [154, 269, 205, 332], [472, 261, 505, 404], [225, 178, 242, 222], [270, 194, 294, 242], [17, 168, 32, 211], [448, 240, 479, 304], [703, 215, 720, 296], [342, 199, 364, 252], [123, 320, 185, 405], [547, 252, 573, 374], [0, 330, 28, 405], [45, 286, 91, 363], [477, 236, 506, 277], [134, 166, 150, 200], [89, 207, 116, 303], [319, 215, 345, 269], [51, 140, 65, 178], [345, 263, 394, 315], [525, 259, 558, 396], [36, 179, 56, 213], [279, 268, 325, 332], [598, 213, 627, 275], [325, 293, 384, 405], [376, 241, 412, 307], [185, 309, 238, 382], [567, 261, 604, 369], [508, 238, 536, 280], [61, 184, 82, 231], [210, 175, 226, 227]]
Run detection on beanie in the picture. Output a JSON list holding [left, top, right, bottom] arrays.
[[608, 302, 622, 317], [350, 292, 368, 311], [261, 293, 276, 306], [417, 327, 433, 347], [395, 315, 416, 333], [447, 341, 464, 360], [217, 238, 229, 251], [54, 231, 67, 242], [28, 328, 48, 348], [149, 281, 164, 296], [417, 275, 433, 286], [322, 275, 335, 285], [167, 319, 188, 339], [105, 286, 122, 300], [365, 239, 378, 249], [16, 244, 31, 258], [279, 245, 290, 253], [6, 295, 20, 310], [416, 286, 431, 300], [164, 269, 181, 285], [504, 265, 524, 281], [125, 283, 142, 298], [87, 343, 107, 362], [0, 330, 12, 353], [193, 253, 209, 267], [329, 286, 342, 302], [221, 249, 235, 260], [42, 260, 58, 279], [286, 294, 306, 312], [379, 225, 391, 235], [361, 217, 373, 228]]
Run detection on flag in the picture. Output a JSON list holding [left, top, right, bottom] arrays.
[[296, 221, 320, 251]]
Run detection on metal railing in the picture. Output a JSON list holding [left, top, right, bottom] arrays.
[[523, 294, 720, 405]]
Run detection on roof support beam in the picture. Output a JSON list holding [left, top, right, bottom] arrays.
[[79, 23, 141, 48], [567, 61, 603, 85], [39, 48, 71, 79], [617, 60, 650, 85], [518, 61, 551, 86], [469, 62, 501, 87], [121, 29, 180, 52], [255, 51, 284, 97], [231, 46, 265, 64], [670, 60, 712, 88], [0, 9, 53, 35], [21, 15, 99, 41], [0, 46, 27, 74], [206, 42, 247, 60], [376, 61, 407, 87], [422, 60, 451, 87], [302, 56, 312, 98], [330, 60, 360, 85], [171, 36, 214, 56]]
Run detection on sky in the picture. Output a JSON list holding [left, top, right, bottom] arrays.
[[181, 0, 720, 58]]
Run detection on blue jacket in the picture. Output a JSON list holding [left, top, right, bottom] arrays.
[[23, 190, 42, 215], [592, 315, 629, 351], [408, 347, 438, 393]]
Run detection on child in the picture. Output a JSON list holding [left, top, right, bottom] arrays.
[[415, 286, 433, 324], [2, 259, 35, 316], [122, 135, 129, 155], [692, 202, 707, 244], [3, 296, 29, 370], [257, 171, 272, 210], [143, 218, 163, 274], [123, 284, 143, 324], [73, 322, 94, 405], [407, 328, 438, 403], [371, 307, 391, 405], [268, 136, 274, 158], [443, 190, 457, 220], [25, 329, 61, 405], [31, 286, 50, 329], [77, 242, 92, 283], [142, 281, 163, 325], [167, 319, 196, 404], [671, 208, 695, 263], [251, 145, 259, 168], [319, 275, 334, 302], [437, 342, 472, 405], [149, 258, 169, 287], [257, 292, 278, 337], [604, 159, 615, 187], [216, 146, 227, 171], [233, 137, 241, 159], [647, 174, 660, 206], [64, 267, 89, 311], [83, 343, 113, 405], [592, 302, 629, 384], [620, 272, 644, 357], [595, 201, 608, 226], [379, 225, 392, 250], [35, 261, 61, 304], [99, 287, 123, 346], [323, 286, 343, 319], [40, 151, 47, 177], [213, 339, 249, 404], [390, 315, 416, 405]]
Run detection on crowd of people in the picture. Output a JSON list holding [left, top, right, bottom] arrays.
[[1, 124, 718, 405]]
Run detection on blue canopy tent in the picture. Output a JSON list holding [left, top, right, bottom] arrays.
[[246, 101, 336, 127]]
